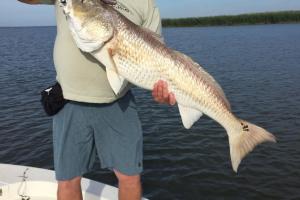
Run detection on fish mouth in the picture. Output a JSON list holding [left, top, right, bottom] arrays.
[[59, 0, 67, 6], [59, 1, 82, 33], [62, 9, 70, 16], [59, 0, 71, 16]]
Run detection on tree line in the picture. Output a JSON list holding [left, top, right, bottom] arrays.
[[162, 11, 300, 27]]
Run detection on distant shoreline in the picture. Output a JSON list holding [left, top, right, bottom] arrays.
[[162, 11, 300, 27]]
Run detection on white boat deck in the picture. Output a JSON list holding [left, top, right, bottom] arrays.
[[0, 164, 148, 200]]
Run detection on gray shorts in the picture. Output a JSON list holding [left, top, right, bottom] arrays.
[[52, 91, 143, 181]]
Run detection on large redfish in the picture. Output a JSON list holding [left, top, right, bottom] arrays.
[[60, 0, 276, 172]]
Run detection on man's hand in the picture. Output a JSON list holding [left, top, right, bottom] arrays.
[[152, 80, 176, 105]]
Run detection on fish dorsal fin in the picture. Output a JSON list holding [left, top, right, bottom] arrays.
[[93, 47, 128, 95], [178, 104, 203, 129], [141, 27, 164, 43], [173, 51, 231, 111]]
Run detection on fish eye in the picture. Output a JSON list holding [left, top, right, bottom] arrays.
[[60, 0, 67, 5]]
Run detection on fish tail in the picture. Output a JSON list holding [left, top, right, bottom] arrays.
[[227, 119, 276, 172]]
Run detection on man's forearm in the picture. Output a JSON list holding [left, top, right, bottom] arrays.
[[17, 0, 55, 5]]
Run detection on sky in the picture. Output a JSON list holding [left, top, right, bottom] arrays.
[[0, 0, 300, 27]]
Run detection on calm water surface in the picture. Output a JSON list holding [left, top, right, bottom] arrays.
[[0, 24, 300, 200]]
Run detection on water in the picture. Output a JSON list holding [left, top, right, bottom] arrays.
[[0, 24, 300, 200]]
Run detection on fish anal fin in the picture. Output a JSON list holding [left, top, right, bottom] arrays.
[[178, 104, 203, 129]]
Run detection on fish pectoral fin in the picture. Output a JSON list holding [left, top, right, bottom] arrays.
[[93, 48, 128, 95], [106, 68, 127, 95], [178, 104, 203, 129]]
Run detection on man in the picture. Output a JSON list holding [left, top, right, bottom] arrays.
[[18, 0, 176, 200]]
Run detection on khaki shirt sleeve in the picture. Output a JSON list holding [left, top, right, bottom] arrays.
[[141, 0, 162, 36]]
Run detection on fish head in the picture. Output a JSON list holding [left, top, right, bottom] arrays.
[[60, 0, 115, 52], [60, 0, 104, 17]]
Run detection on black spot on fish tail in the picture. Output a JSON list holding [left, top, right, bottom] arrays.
[[242, 125, 249, 132]]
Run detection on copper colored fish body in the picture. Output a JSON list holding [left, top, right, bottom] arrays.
[[61, 0, 276, 172]]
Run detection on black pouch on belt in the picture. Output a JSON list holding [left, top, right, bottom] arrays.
[[40, 82, 68, 116]]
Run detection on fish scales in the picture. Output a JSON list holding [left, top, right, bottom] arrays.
[[115, 22, 224, 116]]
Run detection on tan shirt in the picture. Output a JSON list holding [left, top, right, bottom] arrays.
[[53, 0, 162, 103]]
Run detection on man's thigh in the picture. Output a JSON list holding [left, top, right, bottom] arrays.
[[53, 102, 97, 181], [91, 91, 144, 176], [52, 91, 143, 180]]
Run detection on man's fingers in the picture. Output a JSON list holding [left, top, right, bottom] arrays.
[[162, 81, 169, 99], [152, 82, 158, 98], [157, 81, 163, 100], [152, 80, 176, 105], [153, 82, 163, 103], [169, 92, 176, 105]]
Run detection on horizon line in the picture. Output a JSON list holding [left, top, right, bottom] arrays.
[[1, 10, 299, 28]]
